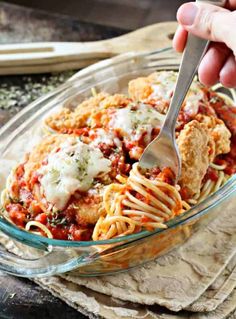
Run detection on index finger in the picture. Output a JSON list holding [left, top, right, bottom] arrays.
[[172, 25, 188, 52]]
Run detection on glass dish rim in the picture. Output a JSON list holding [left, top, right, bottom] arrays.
[[0, 47, 235, 248]]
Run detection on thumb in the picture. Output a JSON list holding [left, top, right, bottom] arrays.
[[177, 2, 236, 54]]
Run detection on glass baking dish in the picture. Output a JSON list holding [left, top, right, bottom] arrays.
[[0, 47, 236, 278]]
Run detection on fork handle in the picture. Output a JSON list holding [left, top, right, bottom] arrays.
[[162, 0, 226, 135], [163, 36, 209, 134]]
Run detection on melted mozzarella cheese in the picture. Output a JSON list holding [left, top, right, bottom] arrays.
[[89, 129, 122, 148], [38, 138, 111, 210], [183, 86, 204, 116], [151, 71, 177, 100], [109, 103, 164, 142], [150, 71, 204, 115]]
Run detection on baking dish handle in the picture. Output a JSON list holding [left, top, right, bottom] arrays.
[[0, 216, 92, 276], [0, 243, 88, 277]]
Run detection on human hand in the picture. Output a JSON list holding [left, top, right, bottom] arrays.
[[173, 1, 236, 88]]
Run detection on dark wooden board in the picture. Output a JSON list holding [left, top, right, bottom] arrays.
[[0, 2, 125, 44], [5, 0, 186, 30], [0, 274, 87, 319]]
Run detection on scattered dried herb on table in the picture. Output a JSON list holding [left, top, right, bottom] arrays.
[[0, 71, 75, 125]]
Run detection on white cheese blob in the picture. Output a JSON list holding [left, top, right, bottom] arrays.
[[183, 83, 204, 116], [150, 71, 204, 115], [151, 71, 177, 100], [89, 128, 122, 148], [109, 103, 164, 142], [38, 138, 111, 210]]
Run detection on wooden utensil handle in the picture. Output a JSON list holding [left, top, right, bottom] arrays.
[[0, 42, 111, 65], [0, 22, 177, 74]]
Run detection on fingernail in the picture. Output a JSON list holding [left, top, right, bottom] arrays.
[[178, 3, 198, 26]]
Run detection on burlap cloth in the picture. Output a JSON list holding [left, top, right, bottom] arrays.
[[1, 196, 236, 319]]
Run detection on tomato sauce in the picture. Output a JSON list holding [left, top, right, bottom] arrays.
[[6, 203, 27, 228], [203, 167, 219, 183]]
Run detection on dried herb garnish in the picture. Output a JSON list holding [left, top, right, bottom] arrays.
[[0, 207, 5, 215], [47, 210, 67, 227], [210, 96, 221, 104], [8, 195, 19, 203]]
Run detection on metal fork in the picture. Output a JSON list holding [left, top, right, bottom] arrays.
[[139, 0, 226, 182]]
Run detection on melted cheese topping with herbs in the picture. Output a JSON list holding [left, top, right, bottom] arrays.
[[109, 103, 164, 142], [38, 139, 111, 210], [151, 71, 177, 100], [150, 71, 204, 114]]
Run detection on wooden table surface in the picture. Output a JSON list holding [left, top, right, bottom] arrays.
[[0, 2, 181, 318]]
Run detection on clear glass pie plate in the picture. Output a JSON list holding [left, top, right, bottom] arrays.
[[0, 47, 236, 277]]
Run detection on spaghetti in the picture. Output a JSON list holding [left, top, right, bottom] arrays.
[[187, 162, 230, 205], [25, 221, 53, 239], [93, 163, 185, 240]]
